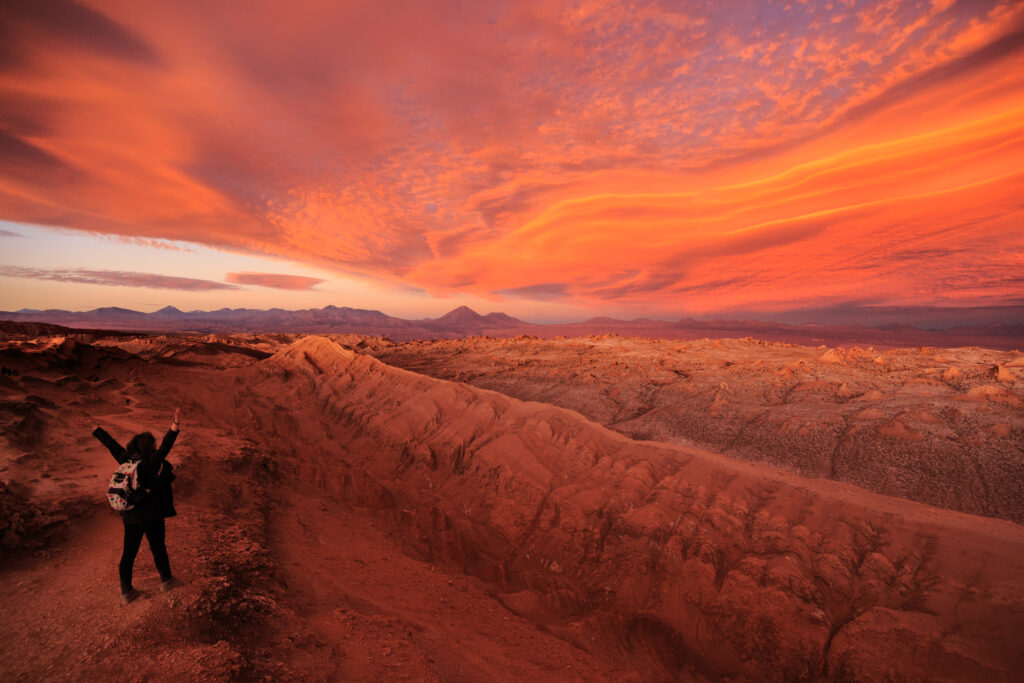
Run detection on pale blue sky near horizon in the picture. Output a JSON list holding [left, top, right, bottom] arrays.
[[1, 1, 1022, 331], [2, 221, 1021, 329], [0, 221, 602, 322]]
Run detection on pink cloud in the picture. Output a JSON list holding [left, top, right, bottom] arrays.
[[0, 0, 1022, 317], [0, 266, 239, 291], [225, 272, 326, 290]]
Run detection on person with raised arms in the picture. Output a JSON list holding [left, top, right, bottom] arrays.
[[92, 408, 184, 605]]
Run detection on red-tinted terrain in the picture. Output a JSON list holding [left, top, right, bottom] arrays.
[[1, 329, 1023, 681], [373, 336, 1024, 522]]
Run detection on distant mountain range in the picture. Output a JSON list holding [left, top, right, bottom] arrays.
[[2, 304, 1022, 349]]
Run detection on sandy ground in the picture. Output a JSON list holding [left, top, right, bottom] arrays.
[[1, 332, 1023, 681]]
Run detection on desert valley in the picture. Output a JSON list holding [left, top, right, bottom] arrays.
[[1, 320, 1022, 681], [3, 2, 1024, 680]]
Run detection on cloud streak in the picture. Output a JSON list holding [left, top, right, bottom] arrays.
[[0, 0, 1022, 317], [0, 266, 240, 291], [225, 272, 326, 290]]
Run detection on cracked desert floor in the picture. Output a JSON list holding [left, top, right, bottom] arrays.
[[1, 329, 1023, 681]]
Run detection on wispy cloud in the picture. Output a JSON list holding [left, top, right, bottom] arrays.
[[225, 271, 325, 290], [0, 266, 239, 291], [0, 0, 1021, 317], [493, 283, 569, 301]]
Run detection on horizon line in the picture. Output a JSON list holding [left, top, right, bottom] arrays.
[[3, 302, 1023, 333]]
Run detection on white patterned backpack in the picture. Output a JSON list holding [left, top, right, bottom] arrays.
[[108, 460, 142, 510]]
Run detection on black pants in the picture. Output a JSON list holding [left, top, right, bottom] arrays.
[[119, 517, 172, 594]]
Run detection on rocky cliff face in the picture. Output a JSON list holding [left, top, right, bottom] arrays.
[[3, 332, 1022, 680], [181, 336, 1024, 681], [374, 335, 1024, 523]]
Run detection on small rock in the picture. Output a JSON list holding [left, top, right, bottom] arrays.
[[993, 365, 1013, 382]]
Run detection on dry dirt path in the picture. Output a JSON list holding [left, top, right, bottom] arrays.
[[5, 335, 1024, 681], [1, 401, 623, 681], [267, 480, 627, 681]]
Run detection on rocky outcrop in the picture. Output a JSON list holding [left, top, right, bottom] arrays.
[[374, 336, 1024, 522], [185, 337, 1024, 681]]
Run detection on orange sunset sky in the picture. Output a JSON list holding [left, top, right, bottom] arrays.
[[1, 0, 1022, 325]]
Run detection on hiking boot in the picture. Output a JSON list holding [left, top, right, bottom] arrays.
[[160, 577, 183, 593], [120, 588, 140, 605]]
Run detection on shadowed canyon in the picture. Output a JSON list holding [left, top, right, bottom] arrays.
[[1, 327, 1023, 681]]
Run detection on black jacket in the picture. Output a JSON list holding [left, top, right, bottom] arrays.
[[94, 427, 178, 525]]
